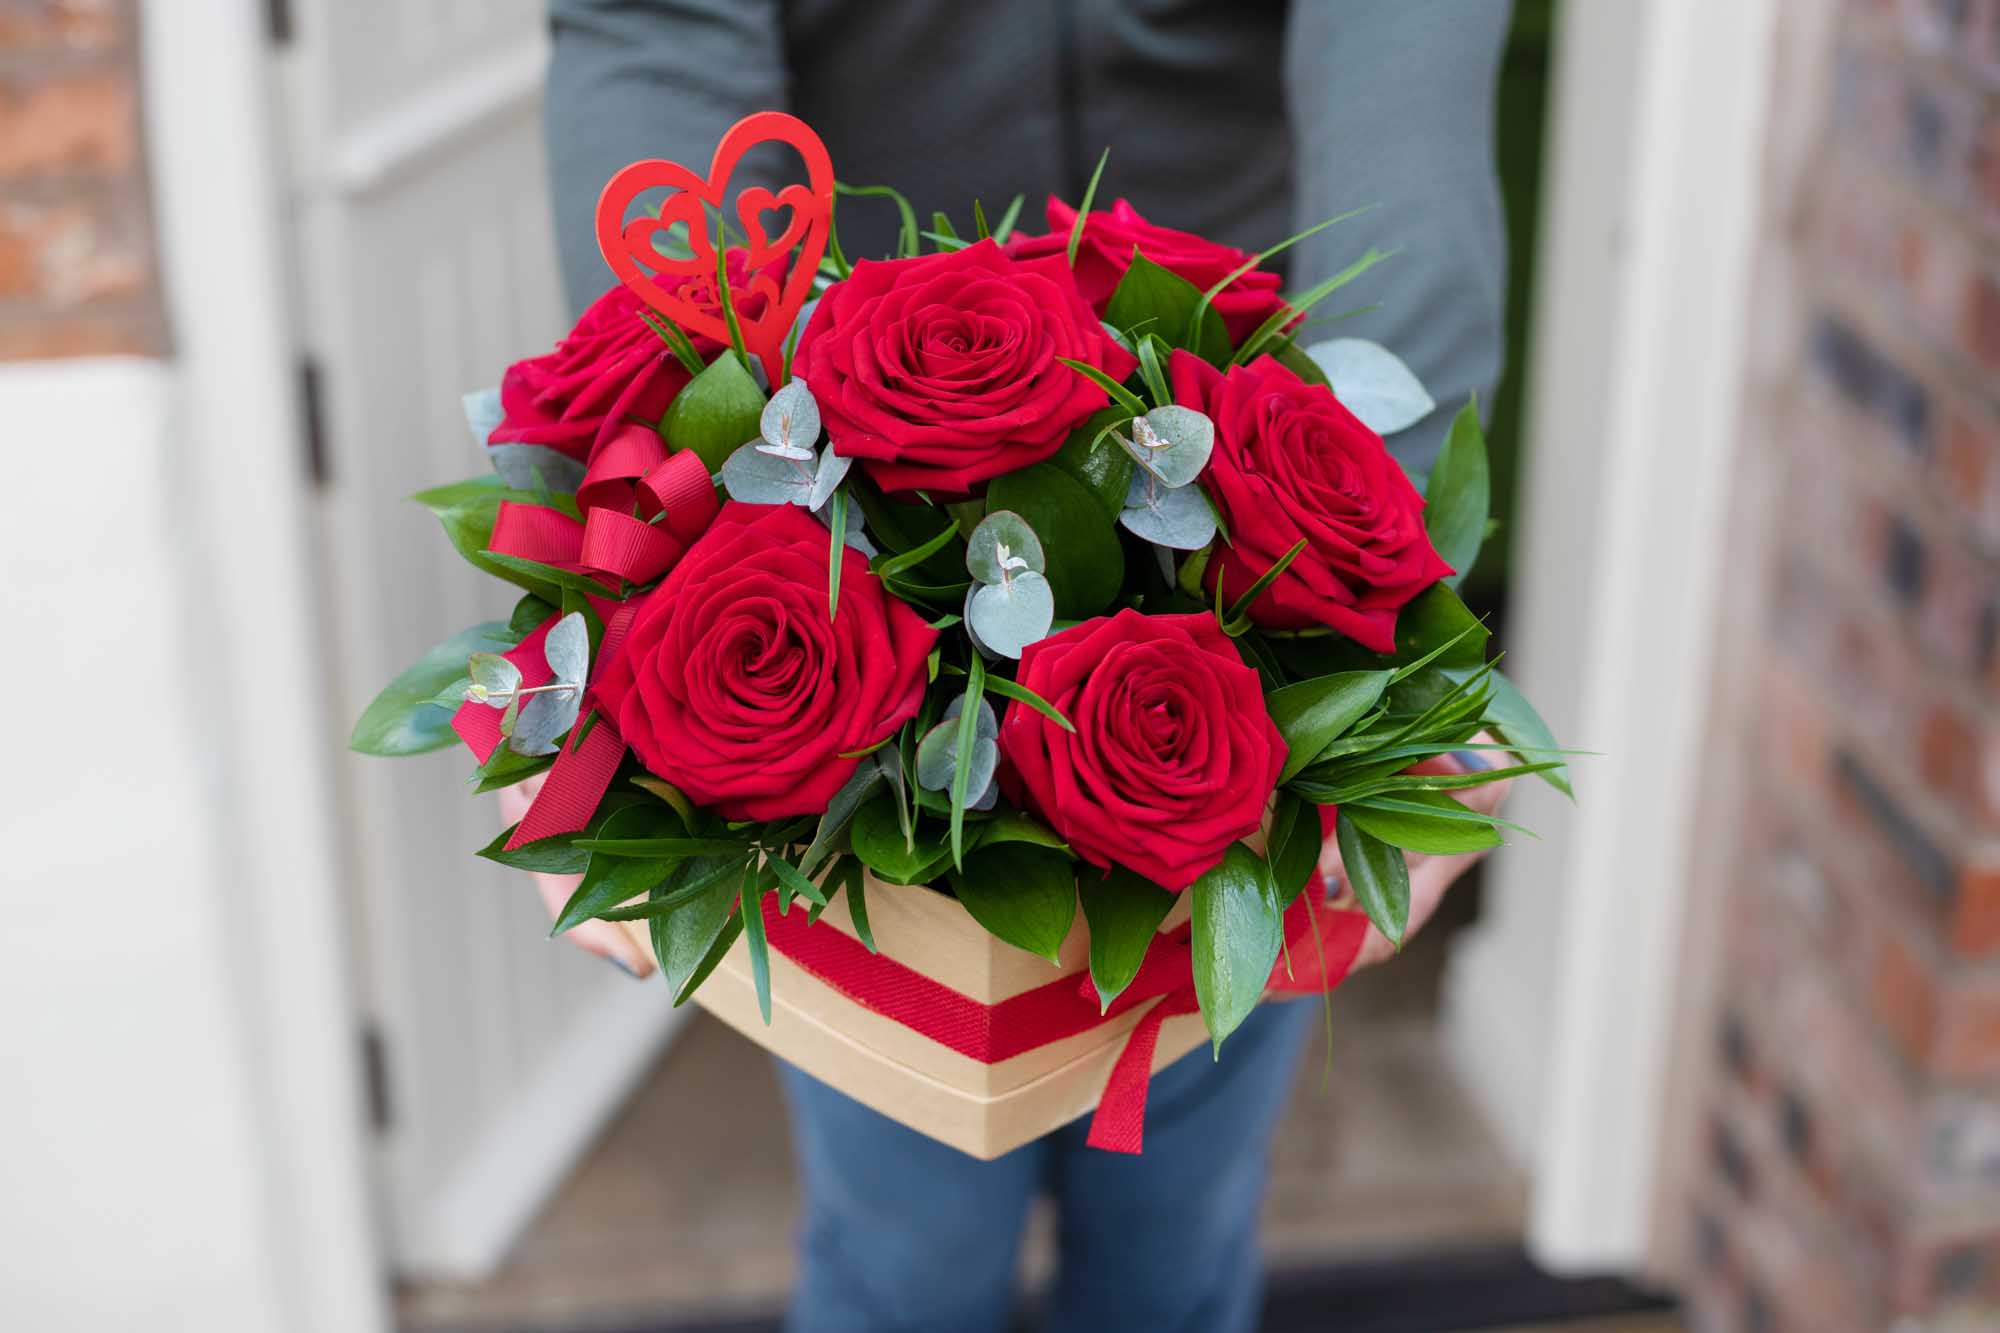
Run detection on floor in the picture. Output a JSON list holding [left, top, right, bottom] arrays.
[[397, 894, 1674, 1333]]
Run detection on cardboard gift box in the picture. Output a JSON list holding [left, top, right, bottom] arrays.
[[620, 873, 1212, 1159]]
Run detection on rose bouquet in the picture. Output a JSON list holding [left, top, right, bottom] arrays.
[[351, 114, 1565, 1156]]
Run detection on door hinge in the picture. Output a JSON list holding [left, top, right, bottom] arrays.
[[297, 357, 331, 487], [266, 0, 294, 46], [359, 1025, 393, 1134]]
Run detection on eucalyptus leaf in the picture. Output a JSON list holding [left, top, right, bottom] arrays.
[[508, 684, 581, 756], [807, 447, 852, 511], [1119, 406, 1214, 488], [721, 440, 817, 506], [468, 651, 521, 700], [965, 572, 1055, 659], [462, 387, 503, 447], [948, 842, 1077, 964], [1078, 865, 1176, 1011], [543, 612, 589, 687], [985, 464, 1125, 617], [816, 488, 875, 555], [760, 380, 822, 454], [915, 696, 999, 791], [1190, 843, 1285, 1053], [1307, 338, 1435, 436], [350, 621, 519, 756], [1120, 474, 1217, 550], [488, 443, 588, 495], [965, 510, 1046, 584]]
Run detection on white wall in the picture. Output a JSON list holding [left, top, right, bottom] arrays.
[[0, 360, 290, 1331]]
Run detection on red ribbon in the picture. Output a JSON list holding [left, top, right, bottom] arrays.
[[760, 885, 1368, 1154], [491, 444, 718, 588]]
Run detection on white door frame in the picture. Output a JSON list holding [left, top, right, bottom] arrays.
[[1441, 0, 1779, 1273], [138, 3, 389, 1329]]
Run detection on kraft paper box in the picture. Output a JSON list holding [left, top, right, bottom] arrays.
[[621, 873, 1207, 1160]]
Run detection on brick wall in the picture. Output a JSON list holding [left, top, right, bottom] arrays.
[[0, 0, 164, 359], [1683, 1, 2000, 1329]]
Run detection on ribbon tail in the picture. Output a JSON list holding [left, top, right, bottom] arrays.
[[1086, 991, 1199, 1154], [504, 719, 626, 849]]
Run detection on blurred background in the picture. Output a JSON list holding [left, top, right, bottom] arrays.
[[3, 0, 1998, 1330]]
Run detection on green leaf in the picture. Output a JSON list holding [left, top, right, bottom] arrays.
[[469, 745, 554, 793], [766, 855, 829, 908], [1056, 356, 1149, 421], [1267, 338, 1331, 387], [1264, 791, 1323, 906], [1344, 791, 1502, 855], [1068, 148, 1110, 266], [477, 824, 589, 875], [982, 674, 1076, 733], [836, 181, 922, 258], [351, 621, 521, 756], [652, 855, 747, 1001], [1187, 207, 1367, 362], [984, 464, 1125, 618], [1234, 246, 1395, 366], [739, 858, 773, 1023], [948, 842, 1078, 964], [431, 495, 563, 602], [1103, 253, 1231, 364], [849, 794, 953, 885], [1267, 670, 1393, 782], [1393, 583, 1489, 669], [990, 194, 1026, 245], [660, 353, 765, 473], [509, 593, 558, 636], [551, 805, 686, 933], [572, 836, 750, 858], [949, 653, 987, 870], [1335, 811, 1411, 947], [1078, 865, 1176, 1011], [1190, 843, 1285, 1053], [870, 518, 961, 580], [1459, 667, 1572, 798], [1049, 407, 1135, 519], [1425, 398, 1489, 588], [971, 807, 1069, 851], [1221, 537, 1308, 630], [827, 488, 847, 620]]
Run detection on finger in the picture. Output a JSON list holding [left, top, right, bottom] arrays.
[[567, 920, 657, 979]]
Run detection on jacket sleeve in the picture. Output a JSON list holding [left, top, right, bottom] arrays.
[[1284, 0, 1513, 473], [545, 0, 791, 319]]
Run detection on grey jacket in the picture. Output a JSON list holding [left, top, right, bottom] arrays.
[[545, 0, 1510, 469]]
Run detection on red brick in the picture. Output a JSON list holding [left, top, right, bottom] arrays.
[[0, 66, 135, 179], [0, 311, 159, 358], [0, 195, 148, 305]]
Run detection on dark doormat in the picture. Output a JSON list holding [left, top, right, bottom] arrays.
[[464, 1243, 1673, 1333]]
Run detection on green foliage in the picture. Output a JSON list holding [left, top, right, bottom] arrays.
[[738, 857, 773, 1022], [984, 464, 1125, 618], [649, 855, 746, 1003], [350, 621, 519, 756], [1078, 865, 1177, 1011], [849, 793, 953, 885], [981, 675, 1075, 733], [1190, 843, 1285, 1053], [661, 353, 765, 472], [1459, 666, 1572, 798], [476, 824, 589, 875], [1425, 399, 1490, 587], [551, 805, 688, 934], [947, 842, 1077, 964], [1049, 408, 1134, 520], [1342, 791, 1503, 855], [1264, 791, 1323, 906], [1335, 811, 1409, 947], [835, 181, 922, 259], [1103, 253, 1232, 365], [1267, 670, 1393, 782], [1068, 149, 1110, 266]]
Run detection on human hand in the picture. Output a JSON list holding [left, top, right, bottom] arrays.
[[1323, 740, 1515, 970], [498, 772, 656, 978]]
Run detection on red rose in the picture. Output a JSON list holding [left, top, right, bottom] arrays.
[[1172, 350, 1451, 653], [792, 239, 1138, 494], [589, 503, 935, 821], [492, 251, 775, 463], [998, 609, 1285, 891], [1008, 197, 1290, 344]]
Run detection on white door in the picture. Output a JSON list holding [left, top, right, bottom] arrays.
[[279, 0, 688, 1278]]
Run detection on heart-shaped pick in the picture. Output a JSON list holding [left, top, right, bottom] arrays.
[[595, 111, 835, 385]]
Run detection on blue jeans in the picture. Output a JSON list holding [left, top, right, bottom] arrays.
[[778, 996, 1316, 1333]]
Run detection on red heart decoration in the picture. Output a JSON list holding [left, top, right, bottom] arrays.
[[594, 112, 834, 385]]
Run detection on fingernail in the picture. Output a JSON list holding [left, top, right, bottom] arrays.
[[606, 954, 640, 979], [1450, 749, 1493, 772]]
